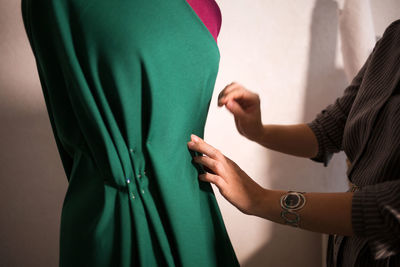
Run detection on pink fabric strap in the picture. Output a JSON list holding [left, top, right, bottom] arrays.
[[186, 0, 222, 43]]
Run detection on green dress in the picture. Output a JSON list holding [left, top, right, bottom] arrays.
[[21, 0, 239, 266]]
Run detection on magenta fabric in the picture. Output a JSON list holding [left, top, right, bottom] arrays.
[[186, 0, 222, 43]]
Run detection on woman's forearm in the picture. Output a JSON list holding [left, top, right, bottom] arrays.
[[253, 189, 354, 236], [217, 84, 319, 158], [250, 125, 351, 234], [188, 135, 354, 236], [253, 124, 319, 158]]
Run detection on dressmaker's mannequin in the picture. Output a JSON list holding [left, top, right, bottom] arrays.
[[21, 0, 238, 266]]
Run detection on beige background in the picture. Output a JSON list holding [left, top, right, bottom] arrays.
[[0, 0, 399, 266]]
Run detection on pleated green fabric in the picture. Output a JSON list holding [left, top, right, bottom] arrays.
[[21, 0, 239, 266]]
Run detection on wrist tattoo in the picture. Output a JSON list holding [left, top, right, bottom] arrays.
[[279, 191, 306, 227]]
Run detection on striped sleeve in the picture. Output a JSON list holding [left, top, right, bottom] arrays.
[[307, 47, 374, 166], [352, 180, 400, 260]]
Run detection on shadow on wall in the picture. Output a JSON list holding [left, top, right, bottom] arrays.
[[0, 1, 68, 266], [0, 109, 67, 267], [242, 0, 347, 266]]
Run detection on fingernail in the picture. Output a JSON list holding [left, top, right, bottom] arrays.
[[191, 134, 200, 142], [188, 141, 195, 147]]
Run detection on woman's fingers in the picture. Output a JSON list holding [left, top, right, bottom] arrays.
[[227, 89, 258, 105], [188, 136, 229, 186], [188, 134, 223, 160], [218, 82, 241, 103], [218, 86, 243, 106], [219, 89, 244, 106], [226, 100, 246, 118], [199, 173, 227, 191], [193, 155, 225, 177], [219, 87, 259, 110]]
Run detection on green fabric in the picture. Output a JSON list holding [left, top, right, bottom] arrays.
[[21, 0, 239, 266]]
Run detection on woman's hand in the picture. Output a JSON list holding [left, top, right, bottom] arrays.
[[218, 82, 263, 142], [187, 134, 266, 216], [187, 134, 354, 235]]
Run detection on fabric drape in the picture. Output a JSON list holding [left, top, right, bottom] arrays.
[[21, 0, 239, 266]]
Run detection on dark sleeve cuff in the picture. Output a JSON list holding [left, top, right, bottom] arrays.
[[306, 92, 351, 167], [307, 121, 333, 166]]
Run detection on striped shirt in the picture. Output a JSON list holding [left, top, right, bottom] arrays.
[[308, 19, 400, 267]]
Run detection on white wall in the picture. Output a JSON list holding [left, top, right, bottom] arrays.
[[0, 0, 398, 266], [0, 1, 67, 267], [207, 0, 400, 266]]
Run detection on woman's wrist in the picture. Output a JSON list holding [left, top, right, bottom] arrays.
[[250, 188, 274, 218], [248, 124, 267, 144], [250, 189, 293, 224]]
